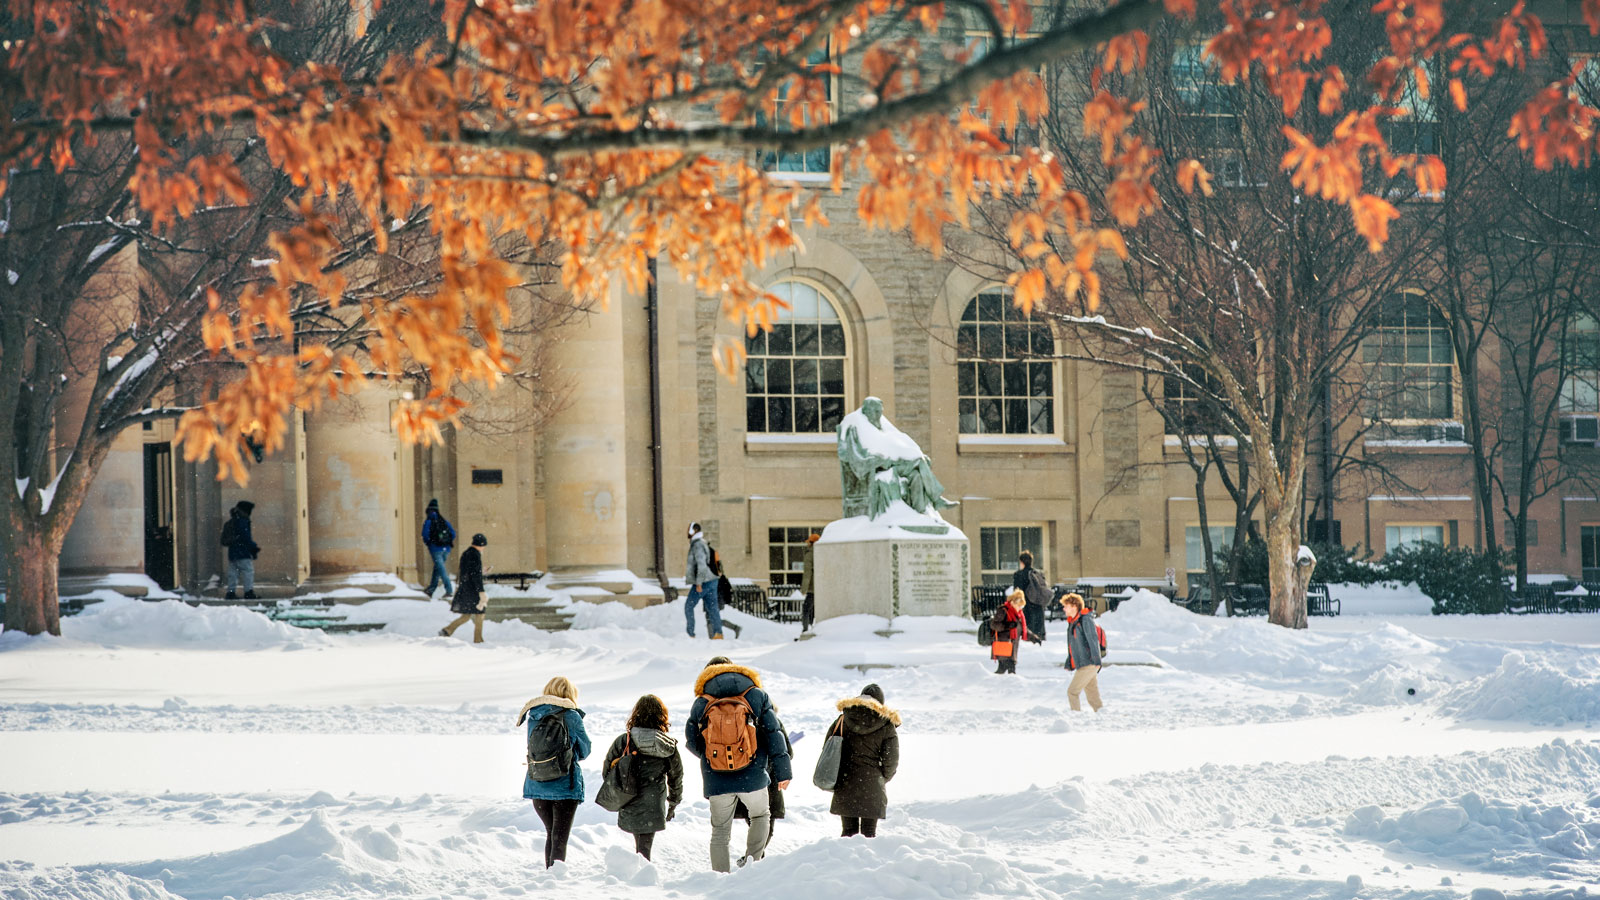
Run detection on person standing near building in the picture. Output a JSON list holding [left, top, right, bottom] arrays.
[[421, 498, 456, 600], [685, 655, 792, 871], [221, 501, 259, 600], [1012, 550, 1051, 641], [799, 532, 820, 633], [684, 522, 724, 639], [439, 533, 488, 643], [519, 676, 591, 868], [989, 588, 1028, 674], [826, 683, 900, 838], [1061, 592, 1106, 711]]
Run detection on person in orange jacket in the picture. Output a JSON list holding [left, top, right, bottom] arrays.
[[989, 588, 1029, 674]]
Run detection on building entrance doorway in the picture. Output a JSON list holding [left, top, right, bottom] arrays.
[[143, 442, 175, 590]]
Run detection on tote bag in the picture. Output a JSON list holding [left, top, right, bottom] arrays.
[[812, 719, 846, 791]]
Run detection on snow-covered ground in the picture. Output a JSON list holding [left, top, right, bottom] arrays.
[[1, 589, 1597, 900]]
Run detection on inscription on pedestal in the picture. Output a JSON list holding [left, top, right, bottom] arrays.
[[891, 541, 967, 616]]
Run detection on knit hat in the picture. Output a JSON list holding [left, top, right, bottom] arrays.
[[807, 532, 821, 543], [471, 533, 487, 547], [859, 683, 885, 704], [235, 500, 255, 515], [427, 498, 439, 510]]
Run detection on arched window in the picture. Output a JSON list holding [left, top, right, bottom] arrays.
[[1364, 292, 1452, 420], [957, 289, 1054, 435], [745, 281, 848, 434]]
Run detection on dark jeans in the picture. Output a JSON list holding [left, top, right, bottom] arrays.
[[802, 593, 815, 631], [634, 831, 655, 860], [532, 798, 578, 867], [1024, 602, 1046, 639], [841, 816, 878, 837]]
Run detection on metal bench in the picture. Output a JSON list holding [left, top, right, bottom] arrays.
[[970, 584, 1010, 620], [1229, 583, 1270, 616], [484, 571, 543, 591], [1307, 583, 1340, 616], [765, 585, 805, 623]]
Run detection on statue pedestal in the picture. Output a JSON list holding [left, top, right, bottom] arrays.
[[813, 507, 969, 620]]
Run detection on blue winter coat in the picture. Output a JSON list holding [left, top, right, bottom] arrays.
[[685, 664, 793, 798], [519, 700, 590, 801]]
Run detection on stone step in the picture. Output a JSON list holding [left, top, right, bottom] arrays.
[[483, 596, 574, 631]]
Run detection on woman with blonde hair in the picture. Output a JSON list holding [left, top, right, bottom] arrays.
[[518, 676, 592, 867], [603, 694, 684, 860], [988, 588, 1029, 674]]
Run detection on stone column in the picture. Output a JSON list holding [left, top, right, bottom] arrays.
[[299, 386, 407, 597], [58, 427, 145, 593], [543, 286, 648, 600]]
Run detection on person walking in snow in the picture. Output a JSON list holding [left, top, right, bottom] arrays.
[[684, 522, 724, 639], [1012, 549, 1051, 641], [603, 694, 684, 861], [1061, 592, 1106, 711], [734, 708, 794, 846], [686, 655, 792, 871], [221, 501, 260, 600], [520, 676, 592, 868], [826, 683, 900, 838], [989, 588, 1029, 674], [421, 498, 456, 600], [439, 533, 488, 643]]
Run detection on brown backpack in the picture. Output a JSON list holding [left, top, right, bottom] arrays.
[[699, 687, 759, 771]]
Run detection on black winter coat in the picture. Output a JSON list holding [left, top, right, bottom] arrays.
[[604, 727, 684, 834], [735, 713, 791, 822], [827, 697, 900, 819], [452, 546, 485, 614]]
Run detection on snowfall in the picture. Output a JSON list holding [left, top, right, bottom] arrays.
[[1, 582, 1598, 900]]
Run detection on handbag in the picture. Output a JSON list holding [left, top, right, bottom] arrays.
[[990, 640, 1015, 659], [595, 734, 638, 812], [812, 718, 845, 791]]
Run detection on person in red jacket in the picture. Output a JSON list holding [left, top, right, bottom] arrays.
[[989, 588, 1029, 674]]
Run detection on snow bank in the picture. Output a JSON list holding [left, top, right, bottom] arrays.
[[0, 865, 183, 900], [1439, 651, 1600, 725], [56, 596, 329, 650], [1345, 790, 1600, 876], [116, 811, 408, 899]]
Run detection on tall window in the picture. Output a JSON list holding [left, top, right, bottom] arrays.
[[1384, 68, 1440, 157], [963, 29, 1042, 146], [1163, 365, 1228, 433], [1364, 293, 1453, 420], [759, 44, 834, 175], [1171, 45, 1243, 183], [1185, 525, 1236, 575], [1561, 313, 1600, 414], [768, 525, 825, 588], [745, 281, 848, 434], [979, 525, 1045, 586], [1385, 523, 1444, 554], [957, 289, 1054, 435], [1583, 525, 1600, 581]]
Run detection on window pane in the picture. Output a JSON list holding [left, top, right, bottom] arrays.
[[1004, 362, 1027, 396], [769, 323, 793, 356], [795, 397, 819, 433], [1004, 398, 1028, 434], [981, 527, 997, 570], [1031, 324, 1052, 356], [958, 363, 976, 397], [980, 399, 1003, 433], [1005, 323, 1029, 358], [794, 323, 819, 355], [821, 323, 846, 356], [820, 358, 845, 395], [998, 528, 1019, 566], [746, 359, 765, 394], [820, 397, 845, 432], [979, 291, 1004, 322], [770, 547, 785, 571], [793, 358, 818, 394], [961, 299, 980, 322], [979, 324, 1003, 359], [768, 359, 793, 394], [767, 397, 792, 432], [959, 398, 977, 433], [978, 363, 1003, 396], [957, 324, 977, 358], [1029, 398, 1053, 434], [746, 330, 765, 357], [788, 284, 819, 319], [1029, 362, 1053, 398], [747, 397, 765, 432]]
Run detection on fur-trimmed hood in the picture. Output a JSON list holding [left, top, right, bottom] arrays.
[[836, 695, 901, 727], [694, 663, 763, 697], [516, 693, 581, 725]]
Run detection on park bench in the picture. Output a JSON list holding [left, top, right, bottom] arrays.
[[484, 571, 543, 591], [1229, 583, 1270, 616], [1306, 583, 1340, 616]]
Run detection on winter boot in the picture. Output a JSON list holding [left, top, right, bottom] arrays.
[[710, 633, 724, 640], [243, 590, 257, 600], [224, 591, 237, 600]]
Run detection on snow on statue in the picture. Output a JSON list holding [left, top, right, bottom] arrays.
[[836, 397, 956, 521]]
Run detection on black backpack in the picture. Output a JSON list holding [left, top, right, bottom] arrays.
[[219, 518, 238, 548], [976, 617, 994, 646], [1024, 568, 1052, 606], [428, 515, 452, 546], [526, 712, 574, 782]]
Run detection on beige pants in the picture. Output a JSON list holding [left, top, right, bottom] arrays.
[[1067, 664, 1103, 711], [443, 613, 484, 642]]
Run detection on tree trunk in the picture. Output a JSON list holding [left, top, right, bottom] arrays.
[[2, 528, 63, 636], [1265, 510, 1309, 629]]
